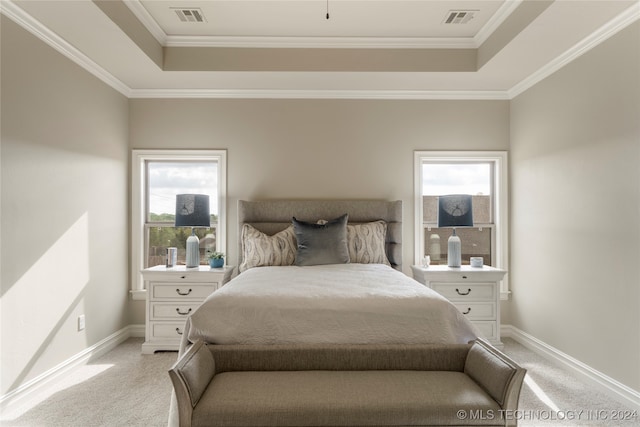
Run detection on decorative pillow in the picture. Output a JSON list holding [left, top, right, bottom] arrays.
[[239, 224, 297, 272], [293, 214, 350, 266], [347, 221, 391, 266]]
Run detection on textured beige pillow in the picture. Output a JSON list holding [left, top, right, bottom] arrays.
[[347, 221, 391, 266], [239, 224, 297, 272]]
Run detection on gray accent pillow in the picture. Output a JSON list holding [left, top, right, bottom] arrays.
[[293, 214, 350, 266]]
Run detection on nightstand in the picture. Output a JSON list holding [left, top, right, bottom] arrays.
[[411, 265, 506, 348], [141, 265, 234, 354]]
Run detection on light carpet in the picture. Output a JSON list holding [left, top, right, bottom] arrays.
[[1, 338, 637, 426]]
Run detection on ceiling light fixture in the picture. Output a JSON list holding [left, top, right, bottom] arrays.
[[326, 0, 330, 19]]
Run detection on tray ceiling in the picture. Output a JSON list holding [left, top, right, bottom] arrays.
[[2, 0, 638, 98]]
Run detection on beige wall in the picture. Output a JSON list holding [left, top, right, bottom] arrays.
[[508, 22, 640, 390], [1, 17, 130, 395], [5, 0, 637, 402], [129, 98, 510, 274]]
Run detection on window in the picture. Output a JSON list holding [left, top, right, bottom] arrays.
[[131, 150, 226, 298], [414, 151, 509, 296]]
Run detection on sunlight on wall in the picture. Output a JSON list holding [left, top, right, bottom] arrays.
[[0, 364, 112, 421], [1, 213, 90, 392]]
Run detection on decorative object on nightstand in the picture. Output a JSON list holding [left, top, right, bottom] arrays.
[[208, 251, 225, 268], [438, 194, 473, 268], [428, 234, 441, 262], [166, 247, 177, 267], [470, 257, 483, 268], [411, 264, 507, 347], [422, 255, 431, 267], [202, 233, 216, 259], [141, 265, 234, 354], [175, 194, 210, 268]]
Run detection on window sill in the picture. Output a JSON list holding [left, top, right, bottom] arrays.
[[130, 289, 147, 301]]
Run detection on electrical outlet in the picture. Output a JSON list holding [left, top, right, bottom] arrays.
[[78, 314, 85, 331]]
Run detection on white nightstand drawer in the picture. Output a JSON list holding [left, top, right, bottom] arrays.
[[411, 265, 506, 348], [151, 283, 216, 300], [144, 270, 218, 283], [453, 302, 496, 320], [473, 321, 497, 340], [151, 303, 200, 320], [152, 322, 187, 339], [142, 266, 234, 353], [432, 283, 495, 301]]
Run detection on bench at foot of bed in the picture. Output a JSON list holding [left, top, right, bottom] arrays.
[[169, 339, 526, 427]]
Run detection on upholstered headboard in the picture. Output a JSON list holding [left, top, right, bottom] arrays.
[[238, 200, 403, 270]]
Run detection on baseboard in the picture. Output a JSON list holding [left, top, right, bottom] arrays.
[[502, 324, 640, 411], [128, 323, 145, 338], [0, 324, 141, 411]]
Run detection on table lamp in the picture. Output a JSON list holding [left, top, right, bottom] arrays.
[[175, 194, 210, 268], [438, 194, 473, 268]]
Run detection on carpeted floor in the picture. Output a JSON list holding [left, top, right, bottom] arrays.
[[1, 337, 637, 426], [500, 339, 637, 426]]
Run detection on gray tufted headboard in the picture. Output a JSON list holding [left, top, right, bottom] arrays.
[[238, 199, 403, 270]]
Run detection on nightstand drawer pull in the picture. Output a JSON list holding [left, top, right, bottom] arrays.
[[176, 328, 183, 335], [462, 307, 471, 315], [176, 308, 192, 316], [456, 288, 471, 295], [176, 288, 192, 296]]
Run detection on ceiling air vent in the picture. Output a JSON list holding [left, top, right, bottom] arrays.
[[172, 8, 206, 23], [443, 10, 476, 24]]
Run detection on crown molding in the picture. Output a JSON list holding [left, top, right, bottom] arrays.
[[509, 1, 640, 99], [128, 89, 510, 100], [473, 0, 522, 46], [124, 0, 167, 45], [163, 35, 477, 49], [0, 0, 131, 97]]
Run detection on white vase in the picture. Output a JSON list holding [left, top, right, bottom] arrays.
[[429, 234, 441, 261], [185, 234, 200, 268], [447, 232, 461, 268]]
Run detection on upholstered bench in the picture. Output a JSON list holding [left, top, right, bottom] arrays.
[[169, 339, 526, 427]]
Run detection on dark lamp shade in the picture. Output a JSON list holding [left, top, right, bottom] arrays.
[[175, 194, 210, 227], [438, 194, 473, 228]]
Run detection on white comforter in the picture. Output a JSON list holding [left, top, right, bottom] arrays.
[[186, 263, 479, 345]]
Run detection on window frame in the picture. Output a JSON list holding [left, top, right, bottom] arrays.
[[131, 149, 227, 299], [414, 151, 509, 297]]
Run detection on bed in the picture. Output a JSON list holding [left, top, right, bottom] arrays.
[[168, 199, 518, 427], [178, 199, 480, 351]]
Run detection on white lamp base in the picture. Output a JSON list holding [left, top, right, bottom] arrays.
[[185, 233, 200, 268], [447, 232, 462, 268]]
